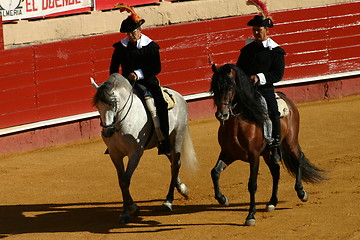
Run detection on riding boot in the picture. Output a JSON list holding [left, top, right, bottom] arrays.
[[157, 102, 171, 155], [270, 117, 282, 163], [144, 96, 171, 155], [158, 136, 171, 155]]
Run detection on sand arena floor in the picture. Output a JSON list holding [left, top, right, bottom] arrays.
[[0, 94, 360, 240]]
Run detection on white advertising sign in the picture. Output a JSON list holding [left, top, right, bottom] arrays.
[[0, 0, 92, 21]]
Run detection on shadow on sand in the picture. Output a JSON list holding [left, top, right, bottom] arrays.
[[0, 199, 290, 238]]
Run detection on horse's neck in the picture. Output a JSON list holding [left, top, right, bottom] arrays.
[[113, 84, 148, 131]]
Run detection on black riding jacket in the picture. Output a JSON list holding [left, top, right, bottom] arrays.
[[236, 39, 286, 89]]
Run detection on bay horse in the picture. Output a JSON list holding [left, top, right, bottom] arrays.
[[91, 73, 198, 223], [210, 64, 324, 226]]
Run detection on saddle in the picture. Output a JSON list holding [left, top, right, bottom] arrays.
[[161, 87, 176, 110], [275, 93, 289, 118]]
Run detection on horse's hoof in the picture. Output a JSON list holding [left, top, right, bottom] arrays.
[[163, 201, 173, 211], [245, 218, 256, 226], [177, 183, 189, 198], [266, 204, 275, 212], [301, 190, 308, 202], [119, 214, 130, 224], [216, 195, 229, 206], [129, 203, 140, 216]]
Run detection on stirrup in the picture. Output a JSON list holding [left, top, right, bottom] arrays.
[[158, 140, 171, 155], [270, 147, 281, 163]]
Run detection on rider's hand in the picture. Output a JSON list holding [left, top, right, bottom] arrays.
[[250, 75, 259, 85], [127, 72, 138, 81]]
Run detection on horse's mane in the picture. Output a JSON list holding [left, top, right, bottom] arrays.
[[210, 64, 266, 126], [93, 73, 128, 106]]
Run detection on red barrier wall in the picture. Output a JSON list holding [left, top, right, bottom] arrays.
[[1, 2, 360, 155]]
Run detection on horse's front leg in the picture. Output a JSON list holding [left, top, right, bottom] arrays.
[[111, 150, 141, 223], [246, 154, 260, 226], [211, 151, 234, 206], [163, 152, 181, 211], [263, 151, 280, 212]]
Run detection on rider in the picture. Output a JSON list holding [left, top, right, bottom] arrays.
[[236, 8, 285, 162], [109, 4, 171, 155]]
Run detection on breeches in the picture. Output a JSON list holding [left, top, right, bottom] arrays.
[[137, 79, 169, 136]]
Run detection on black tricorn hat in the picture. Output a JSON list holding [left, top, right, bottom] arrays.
[[115, 3, 145, 33], [120, 16, 145, 33], [247, 15, 273, 28]]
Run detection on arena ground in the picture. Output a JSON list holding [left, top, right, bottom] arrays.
[[0, 94, 360, 239]]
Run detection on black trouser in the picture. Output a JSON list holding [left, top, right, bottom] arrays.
[[137, 78, 169, 138], [259, 88, 280, 143]]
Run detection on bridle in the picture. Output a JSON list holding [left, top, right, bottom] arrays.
[[219, 100, 241, 117], [100, 81, 136, 132]]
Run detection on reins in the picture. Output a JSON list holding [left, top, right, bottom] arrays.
[[100, 80, 136, 131]]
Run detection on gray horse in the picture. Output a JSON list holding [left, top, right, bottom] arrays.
[[91, 73, 198, 223]]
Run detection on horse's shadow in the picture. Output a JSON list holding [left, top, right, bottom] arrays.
[[0, 199, 289, 238]]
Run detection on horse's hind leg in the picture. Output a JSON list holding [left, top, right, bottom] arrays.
[[282, 143, 308, 202], [163, 152, 182, 211], [211, 151, 235, 206]]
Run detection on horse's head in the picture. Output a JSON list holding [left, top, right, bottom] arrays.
[[210, 64, 238, 122], [92, 74, 124, 138]]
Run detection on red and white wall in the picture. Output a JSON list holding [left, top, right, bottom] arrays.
[[1, 2, 360, 154]]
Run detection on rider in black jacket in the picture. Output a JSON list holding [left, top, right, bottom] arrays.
[[236, 14, 286, 162], [110, 4, 170, 155]]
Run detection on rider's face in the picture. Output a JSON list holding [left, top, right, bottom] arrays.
[[127, 28, 141, 43], [252, 26, 268, 43]]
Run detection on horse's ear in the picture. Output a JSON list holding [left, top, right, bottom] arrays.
[[211, 64, 218, 73], [90, 77, 99, 90]]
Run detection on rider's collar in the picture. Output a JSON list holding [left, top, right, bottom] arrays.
[[261, 38, 279, 50], [245, 37, 279, 50], [121, 34, 153, 49]]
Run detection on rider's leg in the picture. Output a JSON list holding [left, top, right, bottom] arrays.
[[153, 95, 171, 155], [261, 90, 281, 162], [144, 95, 165, 142]]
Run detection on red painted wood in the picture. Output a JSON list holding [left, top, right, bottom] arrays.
[[327, 1, 360, 16], [209, 52, 238, 66], [0, 60, 35, 77], [0, 47, 33, 64], [161, 45, 208, 61], [1, 2, 360, 130], [284, 63, 329, 80], [329, 58, 360, 73], [0, 109, 38, 129], [329, 45, 360, 61], [34, 38, 93, 59], [273, 7, 328, 23], [207, 16, 248, 32], [0, 72, 34, 89], [37, 99, 94, 120], [165, 78, 211, 96], [145, 20, 209, 40], [162, 55, 209, 73], [35, 62, 93, 82], [0, 95, 37, 115]]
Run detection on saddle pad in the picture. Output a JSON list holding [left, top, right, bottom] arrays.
[[275, 93, 290, 117], [161, 87, 176, 110]]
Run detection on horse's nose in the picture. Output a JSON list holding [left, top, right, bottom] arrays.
[[215, 111, 229, 121], [102, 127, 116, 138]]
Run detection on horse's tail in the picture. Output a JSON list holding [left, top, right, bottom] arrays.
[[281, 146, 326, 183], [181, 124, 198, 173]]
